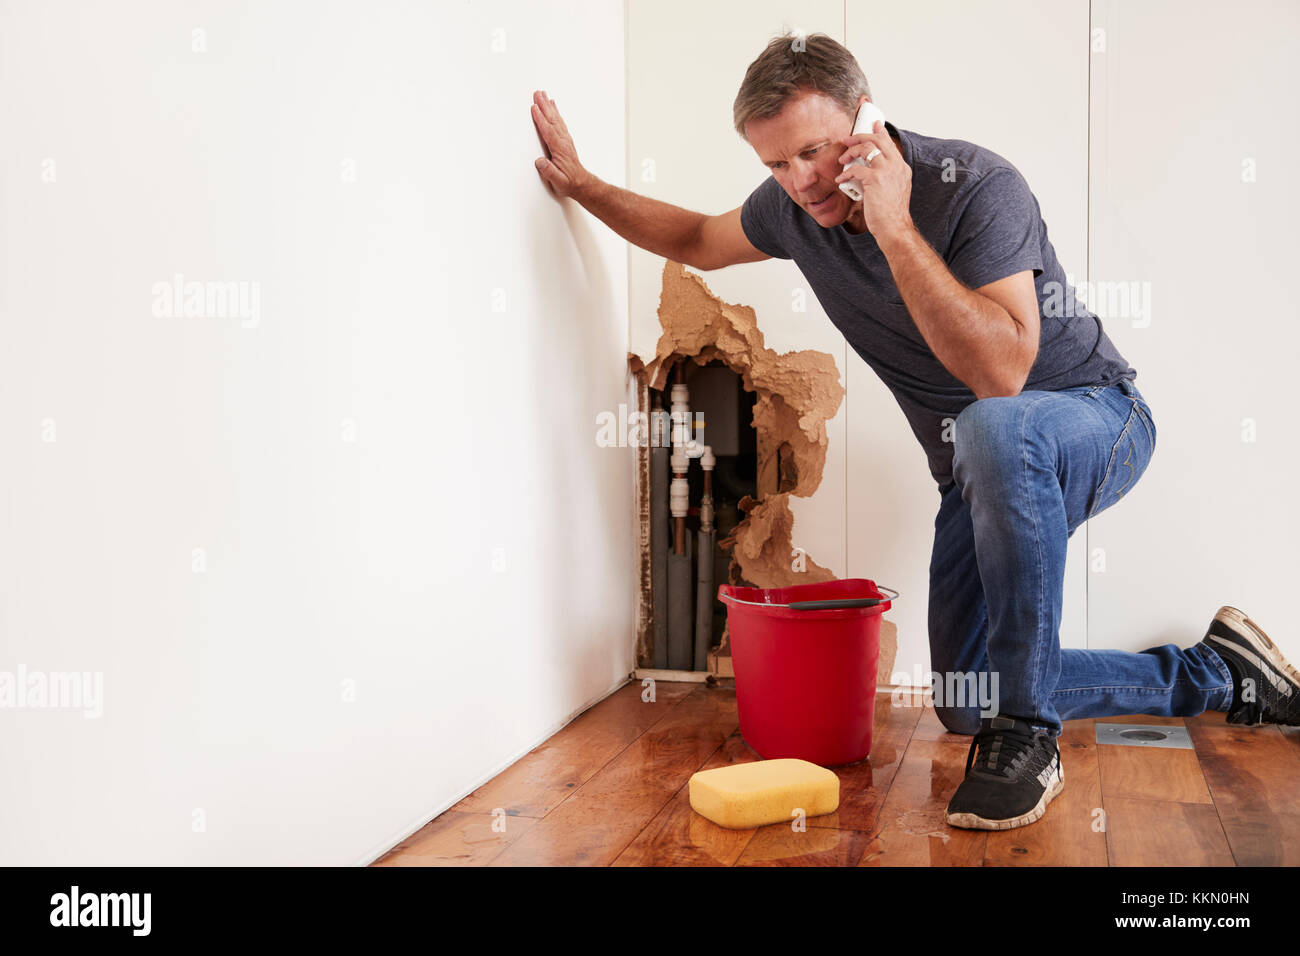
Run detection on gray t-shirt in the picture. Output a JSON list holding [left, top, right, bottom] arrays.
[[740, 119, 1136, 490]]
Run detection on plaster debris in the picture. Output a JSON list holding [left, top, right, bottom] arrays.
[[878, 620, 899, 693], [630, 261, 896, 684], [629, 263, 843, 505], [718, 493, 835, 589]]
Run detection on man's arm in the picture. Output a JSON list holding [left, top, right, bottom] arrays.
[[835, 127, 1042, 398], [532, 90, 768, 271], [693, 206, 772, 271], [530, 91, 769, 270], [569, 175, 709, 268], [877, 226, 1040, 398], [571, 182, 768, 272]]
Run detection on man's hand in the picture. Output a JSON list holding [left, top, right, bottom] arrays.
[[835, 120, 913, 241], [532, 90, 593, 200]]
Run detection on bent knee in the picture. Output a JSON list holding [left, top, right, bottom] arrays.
[[952, 399, 1017, 483], [955, 396, 1017, 438], [934, 705, 982, 736]]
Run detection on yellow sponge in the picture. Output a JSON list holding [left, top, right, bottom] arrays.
[[688, 758, 840, 829]]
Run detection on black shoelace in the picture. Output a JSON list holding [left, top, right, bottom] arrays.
[[965, 728, 1040, 777]]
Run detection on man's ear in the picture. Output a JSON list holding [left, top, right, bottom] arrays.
[[845, 94, 869, 129]]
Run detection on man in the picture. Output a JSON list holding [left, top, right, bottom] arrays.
[[530, 33, 1300, 831]]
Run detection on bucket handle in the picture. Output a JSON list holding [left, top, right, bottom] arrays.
[[720, 585, 900, 610], [786, 585, 899, 611]]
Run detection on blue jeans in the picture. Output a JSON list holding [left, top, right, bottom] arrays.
[[928, 377, 1234, 737]]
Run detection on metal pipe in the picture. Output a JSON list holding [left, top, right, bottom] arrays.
[[650, 392, 669, 670], [668, 531, 693, 670], [694, 445, 716, 671], [667, 357, 700, 669]]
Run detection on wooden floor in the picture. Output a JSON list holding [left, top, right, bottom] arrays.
[[372, 681, 1300, 866]]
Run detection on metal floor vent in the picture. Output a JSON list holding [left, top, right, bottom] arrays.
[[1095, 723, 1193, 749]]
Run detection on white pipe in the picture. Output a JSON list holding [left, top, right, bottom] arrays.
[[670, 383, 705, 460], [669, 384, 692, 519], [670, 451, 690, 518]]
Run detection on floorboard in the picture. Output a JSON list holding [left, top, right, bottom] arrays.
[[375, 682, 1300, 867]]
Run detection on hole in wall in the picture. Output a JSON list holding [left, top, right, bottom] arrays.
[[628, 262, 892, 675]]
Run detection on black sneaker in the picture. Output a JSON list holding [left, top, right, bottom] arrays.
[[1197, 605, 1300, 726], [944, 715, 1064, 830]]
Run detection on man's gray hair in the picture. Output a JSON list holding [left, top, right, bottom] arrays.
[[733, 31, 873, 141]]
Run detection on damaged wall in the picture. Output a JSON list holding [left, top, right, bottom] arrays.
[[631, 261, 842, 585], [0, 0, 634, 866], [630, 262, 898, 681]]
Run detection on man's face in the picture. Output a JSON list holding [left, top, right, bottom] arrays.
[[745, 90, 866, 228]]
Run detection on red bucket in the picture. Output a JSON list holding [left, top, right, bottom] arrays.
[[718, 578, 898, 767]]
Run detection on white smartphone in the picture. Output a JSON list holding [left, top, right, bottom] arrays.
[[838, 101, 887, 202]]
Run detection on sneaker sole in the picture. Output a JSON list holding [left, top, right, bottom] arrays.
[[1206, 606, 1300, 695], [945, 770, 1065, 831]]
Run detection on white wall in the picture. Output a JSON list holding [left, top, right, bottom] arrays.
[[0, 0, 633, 865], [628, 0, 1299, 679], [1087, 0, 1300, 650]]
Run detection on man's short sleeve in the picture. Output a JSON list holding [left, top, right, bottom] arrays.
[[740, 176, 793, 260], [945, 165, 1045, 290]]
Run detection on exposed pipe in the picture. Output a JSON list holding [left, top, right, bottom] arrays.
[[669, 365, 691, 556], [650, 391, 669, 670], [694, 445, 716, 670], [667, 529, 693, 670], [667, 357, 705, 670]]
